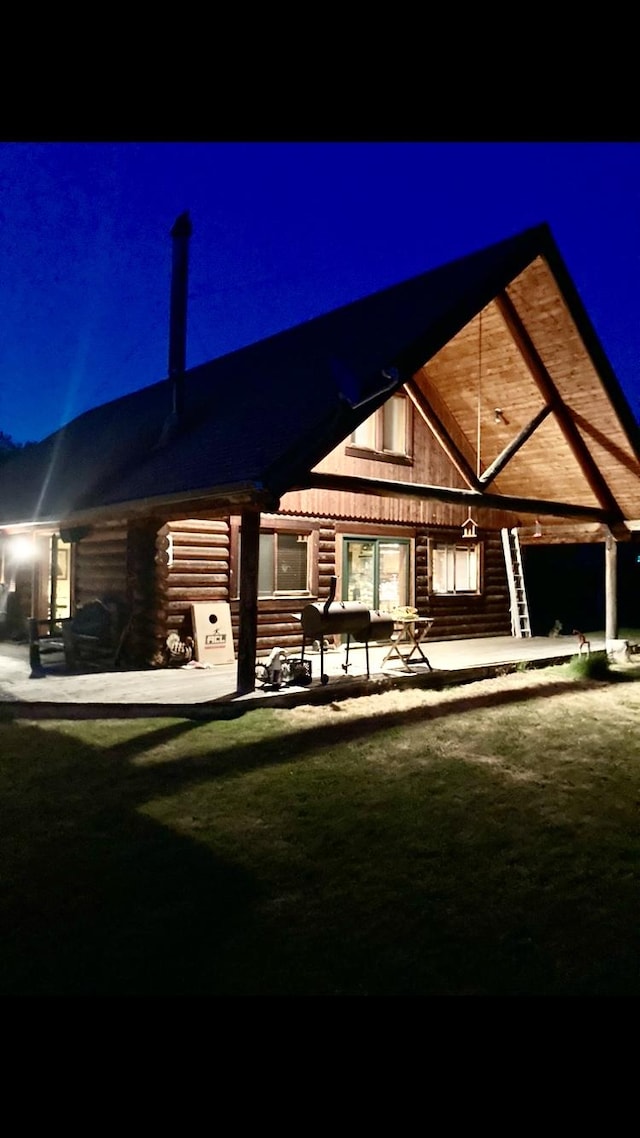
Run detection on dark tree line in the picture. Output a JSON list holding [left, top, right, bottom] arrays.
[[0, 431, 34, 465]]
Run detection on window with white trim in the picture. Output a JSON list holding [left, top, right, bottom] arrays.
[[349, 394, 410, 458], [431, 542, 479, 594], [232, 519, 319, 600], [258, 531, 310, 596]]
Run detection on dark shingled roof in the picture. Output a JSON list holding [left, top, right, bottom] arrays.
[[1, 222, 637, 528]]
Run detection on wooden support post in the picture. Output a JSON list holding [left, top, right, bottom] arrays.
[[237, 508, 260, 695], [127, 518, 164, 666], [28, 617, 46, 678], [605, 531, 618, 642], [49, 533, 59, 637]]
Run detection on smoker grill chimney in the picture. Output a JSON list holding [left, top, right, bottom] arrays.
[[168, 211, 192, 419]]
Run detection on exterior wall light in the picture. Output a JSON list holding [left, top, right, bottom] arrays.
[[9, 536, 34, 563]]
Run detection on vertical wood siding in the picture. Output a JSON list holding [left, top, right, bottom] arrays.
[[279, 488, 521, 532]]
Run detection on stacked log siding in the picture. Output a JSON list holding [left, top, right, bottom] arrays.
[[415, 530, 511, 640], [166, 518, 230, 637], [68, 508, 513, 665], [74, 524, 128, 610]]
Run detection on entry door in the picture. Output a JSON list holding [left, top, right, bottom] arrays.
[[343, 538, 410, 612], [50, 538, 72, 622], [35, 536, 72, 625]]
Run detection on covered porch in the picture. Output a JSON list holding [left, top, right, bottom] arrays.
[[0, 630, 625, 718]]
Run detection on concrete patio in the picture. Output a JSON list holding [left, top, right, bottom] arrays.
[[0, 631, 608, 719]]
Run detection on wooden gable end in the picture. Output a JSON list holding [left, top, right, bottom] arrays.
[[416, 257, 640, 523], [292, 252, 640, 536], [506, 258, 640, 520]]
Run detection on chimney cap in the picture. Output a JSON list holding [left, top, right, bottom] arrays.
[[171, 211, 192, 238]]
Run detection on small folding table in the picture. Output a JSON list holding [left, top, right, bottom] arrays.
[[381, 616, 434, 671]]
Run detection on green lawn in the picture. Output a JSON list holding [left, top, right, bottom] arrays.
[[2, 654, 640, 996]]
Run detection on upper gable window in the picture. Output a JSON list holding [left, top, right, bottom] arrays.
[[347, 394, 411, 462]]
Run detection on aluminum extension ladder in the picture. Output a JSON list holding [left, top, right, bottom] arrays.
[[501, 527, 532, 638]]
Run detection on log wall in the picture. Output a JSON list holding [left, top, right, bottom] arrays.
[[165, 518, 230, 641], [415, 529, 512, 639], [74, 524, 128, 610], [230, 522, 335, 657], [71, 513, 512, 666], [74, 519, 172, 667], [168, 516, 512, 657]]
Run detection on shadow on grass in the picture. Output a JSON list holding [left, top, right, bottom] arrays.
[[0, 722, 264, 996], [2, 669, 640, 996]]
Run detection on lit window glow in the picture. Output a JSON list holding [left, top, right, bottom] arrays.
[[432, 542, 479, 594], [350, 395, 408, 456]]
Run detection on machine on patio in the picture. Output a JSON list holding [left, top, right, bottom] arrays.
[[297, 576, 395, 684]]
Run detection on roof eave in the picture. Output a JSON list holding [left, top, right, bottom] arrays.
[[2, 481, 279, 532]]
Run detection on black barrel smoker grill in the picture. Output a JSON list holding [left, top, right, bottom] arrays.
[[298, 577, 395, 684]]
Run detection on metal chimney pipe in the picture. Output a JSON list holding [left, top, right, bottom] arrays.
[[169, 211, 192, 419]]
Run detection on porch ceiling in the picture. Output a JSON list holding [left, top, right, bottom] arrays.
[[413, 257, 640, 522]]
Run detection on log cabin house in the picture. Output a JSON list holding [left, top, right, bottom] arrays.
[[1, 215, 640, 693]]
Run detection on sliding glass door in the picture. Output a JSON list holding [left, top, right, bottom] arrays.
[[343, 538, 410, 612]]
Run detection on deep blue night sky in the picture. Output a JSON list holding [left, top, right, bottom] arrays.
[[2, 141, 640, 444]]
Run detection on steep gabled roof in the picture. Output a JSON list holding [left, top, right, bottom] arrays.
[[1, 222, 639, 531]]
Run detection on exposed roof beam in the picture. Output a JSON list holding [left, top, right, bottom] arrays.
[[479, 403, 554, 487], [571, 409, 640, 477], [303, 471, 613, 522], [404, 378, 481, 491], [495, 291, 624, 518]]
